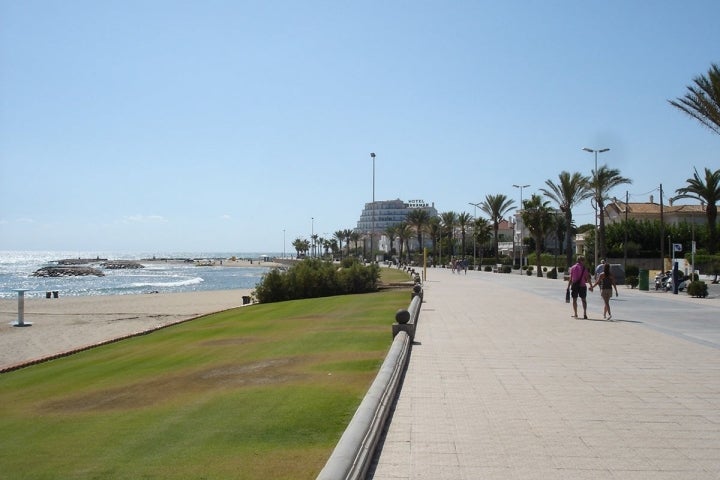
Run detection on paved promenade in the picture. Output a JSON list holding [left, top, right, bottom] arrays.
[[370, 268, 720, 479]]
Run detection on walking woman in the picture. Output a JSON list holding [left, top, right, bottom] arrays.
[[592, 262, 619, 320]]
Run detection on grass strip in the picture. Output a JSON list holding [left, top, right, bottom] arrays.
[[0, 289, 407, 480]]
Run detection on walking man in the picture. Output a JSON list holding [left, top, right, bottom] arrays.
[[567, 255, 593, 319]]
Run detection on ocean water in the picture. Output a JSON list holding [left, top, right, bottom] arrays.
[[0, 251, 281, 299]]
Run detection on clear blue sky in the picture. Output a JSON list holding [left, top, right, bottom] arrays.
[[1, 1, 718, 253]]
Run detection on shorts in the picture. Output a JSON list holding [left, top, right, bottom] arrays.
[[571, 282, 587, 299]]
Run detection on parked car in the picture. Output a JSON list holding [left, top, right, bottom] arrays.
[[607, 264, 625, 285]]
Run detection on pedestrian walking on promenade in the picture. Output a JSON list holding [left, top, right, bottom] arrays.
[[592, 262, 619, 320], [567, 255, 593, 319]]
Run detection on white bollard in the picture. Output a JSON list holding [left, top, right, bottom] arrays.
[[12, 289, 32, 327]]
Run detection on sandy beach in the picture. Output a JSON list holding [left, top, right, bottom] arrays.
[[0, 289, 252, 371]]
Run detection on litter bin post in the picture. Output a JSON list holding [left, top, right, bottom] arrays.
[[12, 289, 32, 327], [639, 269, 649, 291]]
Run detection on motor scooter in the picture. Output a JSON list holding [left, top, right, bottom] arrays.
[[654, 271, 672, 291]]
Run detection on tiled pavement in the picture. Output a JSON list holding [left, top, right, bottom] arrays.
[[369, 268, 720, 479]]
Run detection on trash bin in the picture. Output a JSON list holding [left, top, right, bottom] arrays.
[[242, 295, 251, 305], [639, 269, 649, 291]]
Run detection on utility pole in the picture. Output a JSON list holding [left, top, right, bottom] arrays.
[[659, 184, 664, 272]]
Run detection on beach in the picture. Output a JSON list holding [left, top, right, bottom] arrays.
[[0, 289, 252, 371]]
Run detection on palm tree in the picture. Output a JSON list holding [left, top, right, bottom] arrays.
[[472, 216, 492, 265], [385, 225, 398, 256], [553, 214, 568, 268], [333, 230, 345, 259], [669, 63, 720, 135], [291, 237, 310, 258], [457, 212, 472, 257], [540, 171, 593, 270], [480, 194, 515, 264], [440, 211, 458, 257], [521, 194, 555, 277], [675, 167, 720, 254], [589, 166, 632, 261], [396, 222, 413, 263], [322, 238, 332, 257], [291, 238, 303, 258], [428, 216, 441, 264], [406, 208, 431, 254], [343, 229, 353, 257], [349, 231, 361, 256]]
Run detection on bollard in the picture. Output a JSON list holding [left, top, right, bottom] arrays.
[[12, 289, 32, 327], [411, 283, 423, 300], [395, 309, 410, 324]]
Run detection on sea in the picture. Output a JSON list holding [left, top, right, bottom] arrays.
[[0, 251, 281, 299]]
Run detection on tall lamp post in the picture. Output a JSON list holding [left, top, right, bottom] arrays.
[[469, 202, 482, 268], [370, 152, 376, 262], [513, 184, 530, 272], [582, 147, 610, 270]]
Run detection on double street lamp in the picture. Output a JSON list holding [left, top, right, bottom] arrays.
[[513, 184, 530, 272], [582, 147, 610, 269]]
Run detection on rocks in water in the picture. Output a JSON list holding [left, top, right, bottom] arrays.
[[33, 266, 105, 277], [56, 258, 108, 265], [32, 258, 144, 277], [100, 260, 144, 269]]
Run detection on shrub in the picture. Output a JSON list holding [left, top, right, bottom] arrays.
[[625, 264, 639, 278], [341, 257, 357, 268], [254, 259, 379, 303], [484, 265, 493, 272], [501, 265, 512, 274], [686, 280, 708, 298], [547, 268, 558, 279], [526, 266, 534, 276], [625, 275, 638, 289]]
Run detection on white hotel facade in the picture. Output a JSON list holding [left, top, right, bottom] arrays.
[[355, 198, 438, 254]]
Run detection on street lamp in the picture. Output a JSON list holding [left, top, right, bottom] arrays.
[[370, 152, 376, 262], [469, 202, 482, 268], [582, 147, 610, 270], [311, 217, 314, 258], [513, 184, 530, 272]]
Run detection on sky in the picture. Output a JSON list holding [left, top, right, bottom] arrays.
[[1, 0, 718, 254]]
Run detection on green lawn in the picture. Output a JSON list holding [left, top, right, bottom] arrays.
[[0, 290, 406, 480]]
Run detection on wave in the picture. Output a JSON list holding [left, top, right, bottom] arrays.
[[130, 277, 204, 288]]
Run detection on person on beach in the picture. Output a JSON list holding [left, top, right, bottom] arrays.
[[592, 262, 619, 320], [567, 255, 593, 319]]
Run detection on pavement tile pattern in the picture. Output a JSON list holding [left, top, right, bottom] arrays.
[[370, 268, 720, 479]]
